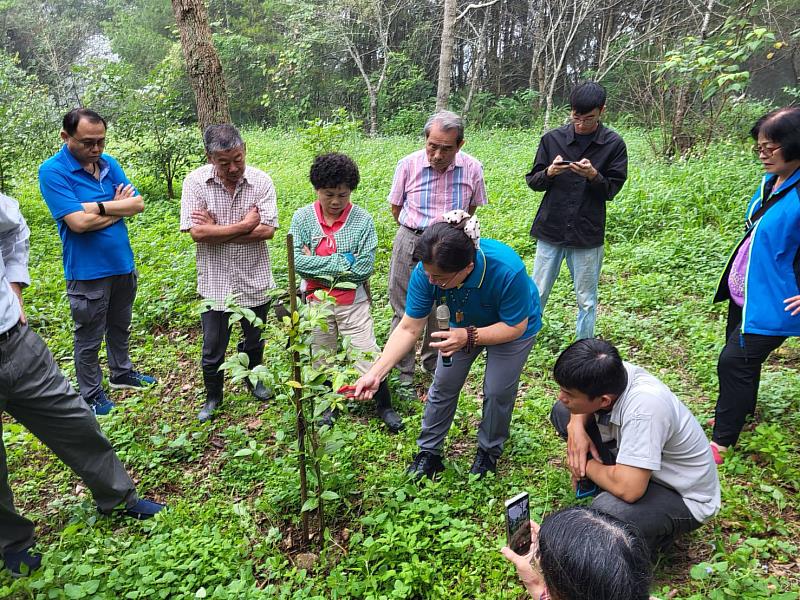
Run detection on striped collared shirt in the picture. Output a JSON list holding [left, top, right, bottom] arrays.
[[180, 164, 278, 310], [387, 149, 488, 230]]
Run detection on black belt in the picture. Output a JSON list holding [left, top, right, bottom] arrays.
[[0, 321, 21, 343], [403, 225, 425, 236]]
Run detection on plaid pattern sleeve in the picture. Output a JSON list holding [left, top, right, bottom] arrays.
[[289, 203, 376, 284]]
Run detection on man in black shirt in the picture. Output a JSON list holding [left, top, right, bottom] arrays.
[[525, 82, 627, 339]]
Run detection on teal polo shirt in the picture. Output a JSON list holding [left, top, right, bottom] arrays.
[[39, 145, 136, 281], [406, 238, 542, 338]]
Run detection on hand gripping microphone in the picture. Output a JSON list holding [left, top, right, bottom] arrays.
[[435, 304, 453, 367]]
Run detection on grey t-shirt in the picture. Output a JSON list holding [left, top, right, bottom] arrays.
[[597, 362, 721, 523]]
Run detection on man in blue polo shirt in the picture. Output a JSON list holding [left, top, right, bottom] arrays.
[[39, 108, 156, 415]]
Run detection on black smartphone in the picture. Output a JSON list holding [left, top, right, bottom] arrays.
[[555, 160, 574, 165], [575, 477, 598, 499], [504, 492, 532, 555]]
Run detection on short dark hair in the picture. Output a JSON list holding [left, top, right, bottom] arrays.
[[309, 152, 360, 191], [62, 108, 107, 136], [750, 106, 800, 162], [538, 507, 652, 600], [203, 124, 244, 154], [411, 221, 476, 272], [553, 338, 627, 398], [569, 82, 606, 114]]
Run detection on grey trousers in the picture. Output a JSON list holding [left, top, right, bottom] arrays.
[[66, 272, 137, 400], [550, 401, 702, 553], [388, 226, 437, 382], [418, 334, 535, 457], [0, 323, 137, 555]]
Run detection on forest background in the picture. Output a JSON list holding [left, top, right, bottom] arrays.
[[0, 0, 799, 598]]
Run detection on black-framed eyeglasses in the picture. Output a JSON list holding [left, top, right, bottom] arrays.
[[754, 144, 781, 157], [569, 113, 600, 125], [69, 135, 106, 150]]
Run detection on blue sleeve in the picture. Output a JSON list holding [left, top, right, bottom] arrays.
[[38, 164, 84, 221], [497, 268, 534, 327], [405, 263, 436, 318]]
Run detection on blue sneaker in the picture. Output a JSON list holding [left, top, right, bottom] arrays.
[[88, 390, 115, 416], [124, 498, 166, 520], [110, 370, 157, 390], [3, 547, 42, 578]]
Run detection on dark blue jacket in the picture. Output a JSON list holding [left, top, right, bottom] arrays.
[[714, 168, 800, 336]]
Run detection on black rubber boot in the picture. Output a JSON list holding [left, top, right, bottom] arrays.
[[375, 380, 404, 433], [199, 371, 224, 422], [245, 348, 273, 401]]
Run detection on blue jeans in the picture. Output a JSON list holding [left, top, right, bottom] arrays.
[[532, 240, 603, 339]]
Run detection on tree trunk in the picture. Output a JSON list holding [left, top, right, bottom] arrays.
[[436, 0, 457, 111], [171, 0, 231, 131], [464, 8, 492, 118]]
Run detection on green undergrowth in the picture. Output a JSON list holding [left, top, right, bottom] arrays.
[[1, 128, 798, 599]]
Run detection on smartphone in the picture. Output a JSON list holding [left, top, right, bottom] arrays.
[[575, 477, 598, 499], [555, 160, 574, 165], [504, 492, 532, 555]]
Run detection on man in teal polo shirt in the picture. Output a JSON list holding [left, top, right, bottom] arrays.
[[38, 108, 156, 415]]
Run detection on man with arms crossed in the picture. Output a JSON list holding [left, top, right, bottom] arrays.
[[181, 124, 278, 422], [39, 108, 156, 415], [0, 193, 163, 578], [388, 111, 487, 388], [550, 338, 720, 554], [526, 82, 627, 339]]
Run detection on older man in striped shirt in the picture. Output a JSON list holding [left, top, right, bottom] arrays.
[[387, 111, 488, 387]]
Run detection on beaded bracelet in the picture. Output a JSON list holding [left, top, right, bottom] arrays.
[[464, 325, 477, 353]]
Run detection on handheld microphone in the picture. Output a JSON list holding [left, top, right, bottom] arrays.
[[435, 304, 453, 367]]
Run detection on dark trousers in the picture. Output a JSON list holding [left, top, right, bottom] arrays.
[[550, 402, 701, 554], [201, 303, 268, 378], [713, 302, 786, 447], [0, 324, 137, 555], [66, 272, 137, 400]]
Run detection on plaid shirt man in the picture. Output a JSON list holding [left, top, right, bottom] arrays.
[[388, 148, 487, 230], [180, 164, 278, 309]]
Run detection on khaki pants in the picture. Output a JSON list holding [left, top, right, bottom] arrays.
[[312, 300, 380, 375], [388, 226, 437, 382]]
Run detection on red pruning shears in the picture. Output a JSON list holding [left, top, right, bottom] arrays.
[[337, 385, 358, 399]]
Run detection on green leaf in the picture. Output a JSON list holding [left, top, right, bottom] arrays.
[[287, 380, 303, 389], [234, 448, 254, 457], [301, 497, 319, 512], [321, 490, 339, 501]]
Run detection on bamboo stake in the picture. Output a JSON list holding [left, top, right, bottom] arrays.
[[286, 233, 310, 545]]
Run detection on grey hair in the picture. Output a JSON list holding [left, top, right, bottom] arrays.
[[423, 111, 464, 144], [203, 124, 244, 154]]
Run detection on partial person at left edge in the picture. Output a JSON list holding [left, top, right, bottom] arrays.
[[38, 108, 157, 416]]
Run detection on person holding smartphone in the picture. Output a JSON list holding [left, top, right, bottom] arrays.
[[524, 82, 628, 341], [501, 506, 655, 600]]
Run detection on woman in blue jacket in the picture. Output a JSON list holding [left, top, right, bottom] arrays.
[[711, 107, 800, 462]]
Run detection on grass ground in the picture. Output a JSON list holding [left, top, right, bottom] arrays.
[[1, 127, 798, 599]]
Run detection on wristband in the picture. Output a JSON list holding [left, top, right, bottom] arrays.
[[96, 202, 106, 215], [463, 325, 478, 353]]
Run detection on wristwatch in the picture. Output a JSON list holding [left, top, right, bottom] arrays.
[[96, 202, 106, 215]]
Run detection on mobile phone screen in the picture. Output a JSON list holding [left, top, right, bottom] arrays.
[[505, 492, 531, 555], [556, 160, 573, 165]]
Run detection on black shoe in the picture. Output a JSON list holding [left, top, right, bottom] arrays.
[[319, 407, 340, 428], [198, 398, 221, 422], [3, 547, 42, 578], [469, 448, 497, 479], [246, 379, 274, 402], [376, 406, 404, 433], [406, 451, 444, 480]]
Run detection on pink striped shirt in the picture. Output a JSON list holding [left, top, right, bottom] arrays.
[[387, 149, 488, 229]]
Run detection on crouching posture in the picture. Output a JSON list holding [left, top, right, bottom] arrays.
[[289, 153, 403, 432], [356, 211, 542, 479], [550, 339, 720, 554]]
